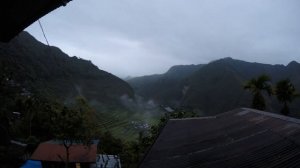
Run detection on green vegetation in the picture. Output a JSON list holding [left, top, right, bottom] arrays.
[[244, 74, 272, 110], [99, 110, 198, 168], [129, 57, 300, 116], [50, 97, 98, 168], [0, 32, 164, 168], [0, 31, 134, 116], [128, 64, 204, 106], [95, 108, 158, 141], [275, 79, 299, 115], [139, 110, 198, 148], [0, 31, 150, 140], [243, 75, 299, 115], [3, 32, 300, 168], [0, 64, 148, 167]]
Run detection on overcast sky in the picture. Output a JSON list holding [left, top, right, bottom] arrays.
[[26, 0, 300, 78]]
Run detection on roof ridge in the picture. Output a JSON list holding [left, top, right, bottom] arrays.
[[169, 108, 300, 124], [170, 116, 216, 121], [242, 108, 300, 124]]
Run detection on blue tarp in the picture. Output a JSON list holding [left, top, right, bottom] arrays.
[[20, 160, 42, 168]]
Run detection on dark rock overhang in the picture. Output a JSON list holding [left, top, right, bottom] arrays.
[[0, 0, 72, 42]]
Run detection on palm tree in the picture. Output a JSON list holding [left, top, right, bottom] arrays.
[[244, 74, 272, 110], [275, 79, 299, 115]]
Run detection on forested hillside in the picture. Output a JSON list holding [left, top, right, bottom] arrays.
[[0, 32, 148, 142], [128, 64, 203, 106], [0, 31, 134, 108], [0, 32, 158, 168], [129, 57, 300, 116]]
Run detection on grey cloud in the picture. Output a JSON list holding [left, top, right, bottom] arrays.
[[26, 0, 300, 77]]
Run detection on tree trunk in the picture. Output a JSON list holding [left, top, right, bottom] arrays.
[[253, 93, 265, 110], [29, 116, 32, 137], [66, 147, 69, 168], [64, 141, 72, 168], [281, 102, 289, 116]]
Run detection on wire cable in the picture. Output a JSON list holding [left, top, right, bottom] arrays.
[[38, 20, 50, 46]]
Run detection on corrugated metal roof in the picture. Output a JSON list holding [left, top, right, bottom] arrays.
[[31, 141, 97, 163], [140, 108, 300, 168]]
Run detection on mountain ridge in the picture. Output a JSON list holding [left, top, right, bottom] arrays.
[[128, 57, 300, 116], [0, 31, 134, 109]]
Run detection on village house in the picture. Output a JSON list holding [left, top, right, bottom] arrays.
[[28, 140, 98, 168]]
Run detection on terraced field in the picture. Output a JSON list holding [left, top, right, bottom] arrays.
[[96, 109, 161, 141]]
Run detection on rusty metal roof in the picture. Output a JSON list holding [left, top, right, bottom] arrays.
[[31, 140, 97, 163], [140, 108, 300, 168]]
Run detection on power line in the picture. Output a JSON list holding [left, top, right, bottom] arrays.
[[38, 20, 50, 46]]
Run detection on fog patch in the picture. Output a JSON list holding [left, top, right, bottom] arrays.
[[119, 94, 164, 121]]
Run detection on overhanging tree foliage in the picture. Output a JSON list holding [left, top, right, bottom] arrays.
[[50, 97, 97, 168]]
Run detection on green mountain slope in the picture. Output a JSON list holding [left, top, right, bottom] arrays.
[[0, 32, 145, 140], [0, 32, 134, 107], [128, 64, 203, 106], [129, 57, 300, 116]]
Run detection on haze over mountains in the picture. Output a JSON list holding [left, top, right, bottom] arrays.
[[2, 31, 300, 120], [128, 58, 300, 116], [0, 32, 134, 109], [0, 32, 143, 140]]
